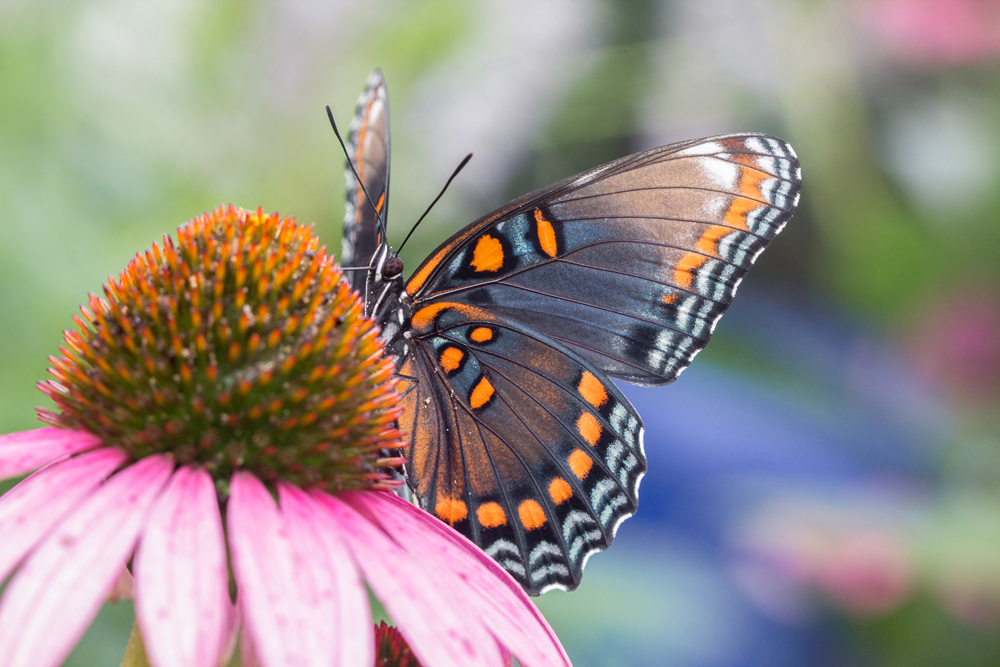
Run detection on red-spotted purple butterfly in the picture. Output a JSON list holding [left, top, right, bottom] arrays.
[[339, 70, 801, 595]]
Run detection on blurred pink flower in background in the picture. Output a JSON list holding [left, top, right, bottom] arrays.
[[733, 499, 914, 621], [908, 288, 1000, 406], [861, 0, 1000, 64], [813, 528, 912, 616]]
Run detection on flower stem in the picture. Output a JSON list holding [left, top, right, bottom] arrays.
[[120, 621, 150, 667]]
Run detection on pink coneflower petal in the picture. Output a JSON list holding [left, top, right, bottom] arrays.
[[134, 466, 230, 667], [0, 455, 173, 667], [219, 600, 242, 666], [230, 472, 371, 667], [227, 472, 300, 667], [0, 447, 126, 582], [317, 492, 504, 667], [347, 491, 571, 667], [278, 483, 374, 667], [0, 427, 102, 480]]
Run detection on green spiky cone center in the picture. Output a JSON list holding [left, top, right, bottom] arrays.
[[39, 205, 406, 491]]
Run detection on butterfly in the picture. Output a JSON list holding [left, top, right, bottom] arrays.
[[339, 70, 801, 595]]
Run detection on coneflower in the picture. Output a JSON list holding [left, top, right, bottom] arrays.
[[0, 206, 570, 667]]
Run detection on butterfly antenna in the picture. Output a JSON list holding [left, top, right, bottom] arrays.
[[396, 152, 473, 254], [326, 104, 387, 239]]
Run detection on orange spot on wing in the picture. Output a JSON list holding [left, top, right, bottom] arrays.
[[354, 111, 369, 184], [662, 292, 679, 305], [696, 225, 732, 257], [568, 449, 593, 480], [548, 477, 573, 505], [534, 209, 558, 258], [740, 165, 770, 197], [518, 499, 547, 531], [412, 302, 495, 334], [674, 253, 708, 288], [406, 247, 449, 296], [470, 326, 494, 343], [724, 168, 770, 230], [410, 303, 452, 332], [578, 371, 608, 409], [471, 235, 504, 273], [405, 216, 510, 297], [477, 502, 507, 528], [375, 191, 385, 214], [439, 346, 464, 374], [727, 152, 759, 168], [576, 412, 602, 446], [435, 497, 468, 525], [724, 197, 759, 230], [469, 376, 495, 410]]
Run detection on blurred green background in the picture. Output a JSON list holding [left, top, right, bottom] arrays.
[[2, 0, 1000, 665]]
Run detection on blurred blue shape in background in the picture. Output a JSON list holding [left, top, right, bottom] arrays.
[[537, 287, 952, 666]]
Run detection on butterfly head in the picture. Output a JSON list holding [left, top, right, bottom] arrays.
[[368, 241, 405, 292], [365, 242, 411, 362], [381, 255, 403, 280]]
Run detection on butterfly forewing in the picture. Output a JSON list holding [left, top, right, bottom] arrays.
[[341, 70, 391, 294], [404, 135, 800, 385], [398, 303, 644, 594]]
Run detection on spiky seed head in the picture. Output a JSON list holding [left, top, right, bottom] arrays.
[[39, 205, 406, 491]]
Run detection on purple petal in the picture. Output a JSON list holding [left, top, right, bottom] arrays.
[[0, 455, 173, 667], [0, 428, 103, 481], [315, 492, 503, 667], [134, 466, 229, 667], [0, 448, 126, 583], [347, 492, 571, 667], [278, 483, 373, 667]]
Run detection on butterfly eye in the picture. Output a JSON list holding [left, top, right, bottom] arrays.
[[382, 256, 404, 279]]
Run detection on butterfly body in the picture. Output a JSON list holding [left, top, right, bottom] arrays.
[[364, 245, 411, 361], [341, 71, 801, 595]]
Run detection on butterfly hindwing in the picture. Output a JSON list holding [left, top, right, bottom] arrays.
[[404, 135, 801, 385], [341, 70, 390, 294], [397, 302, 644, 594]]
